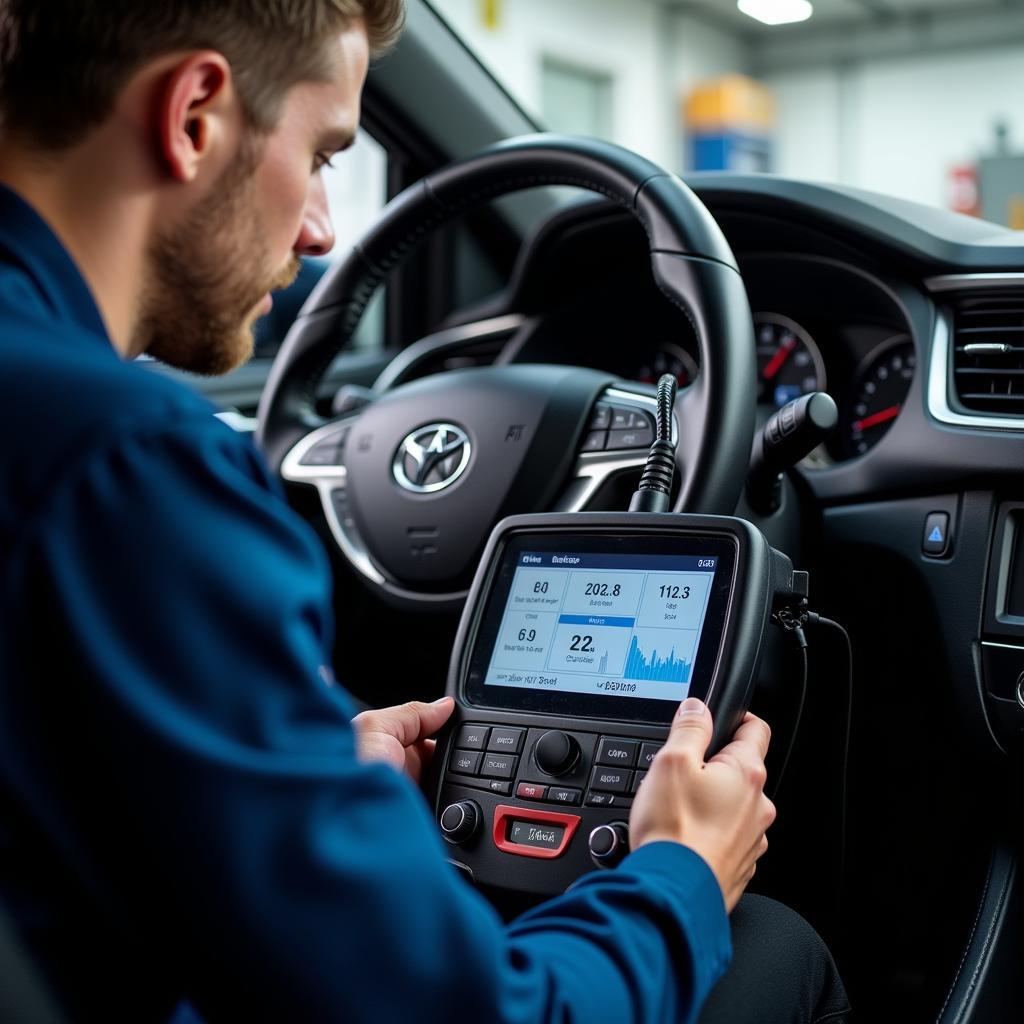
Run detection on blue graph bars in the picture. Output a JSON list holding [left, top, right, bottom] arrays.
[[623, 635, 691, 684]]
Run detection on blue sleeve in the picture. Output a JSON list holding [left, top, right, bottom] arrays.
[[16, 414, 731, 1023]]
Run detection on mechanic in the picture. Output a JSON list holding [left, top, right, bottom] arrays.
[[0, 2, 850, 1022]]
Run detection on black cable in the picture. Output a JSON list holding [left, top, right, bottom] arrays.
[[769, 634, 808, 803], [654, 372, 674, 442], [629, 374, 677, 513]]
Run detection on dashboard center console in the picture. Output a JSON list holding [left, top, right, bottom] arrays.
[[426, 512, 803, 896]]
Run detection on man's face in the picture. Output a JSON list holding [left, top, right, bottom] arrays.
[[139, 24, 369, 376]]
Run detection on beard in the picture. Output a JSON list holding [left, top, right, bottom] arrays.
[[138, 145, 301, 376]]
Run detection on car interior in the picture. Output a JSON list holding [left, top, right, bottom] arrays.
[[6, 0, 1024, 1020]]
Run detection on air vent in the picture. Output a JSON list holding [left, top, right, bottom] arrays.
[[951, 290, 1024, 415]]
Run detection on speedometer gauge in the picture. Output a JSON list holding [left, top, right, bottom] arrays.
[[635, 342, 699, 389], [754, 314, 827, 408], [845, 337, 915, 457]]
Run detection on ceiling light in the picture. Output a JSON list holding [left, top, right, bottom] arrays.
[[737, 0, 813, 26]]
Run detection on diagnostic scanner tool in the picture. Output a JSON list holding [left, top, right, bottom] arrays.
[[426, 511, 804, 895], [425, 375, 806, 895]]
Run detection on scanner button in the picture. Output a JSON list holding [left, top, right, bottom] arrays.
[[597, 738, 639, 767], [455, 724, 489, 750], [516, 782, 547, 801], [590, 766, 632, 794], [586, 792, 617, 807], [630, 771, 648, 794], [488, 780, 512, 795], [487, 727, 524, 753], [546, 787, 582, 806], [450, 750, 483, 776], [639, 742, 662, 768], [481, 753, 518, 779]]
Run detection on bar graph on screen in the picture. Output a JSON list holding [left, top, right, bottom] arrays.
[[623, 635, 692, 684]]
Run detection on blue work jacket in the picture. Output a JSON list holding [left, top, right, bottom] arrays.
[[0, 183, 730, 1022]]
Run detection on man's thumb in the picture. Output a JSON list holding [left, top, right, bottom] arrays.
[[418, 695, 456, 734], [668, 697, 712, 755]]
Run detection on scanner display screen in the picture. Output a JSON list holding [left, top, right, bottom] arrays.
[[483, 551, 717, 702], [464, 532, 736, 723]]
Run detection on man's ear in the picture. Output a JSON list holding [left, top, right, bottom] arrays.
[[158, 52, 235, 183]]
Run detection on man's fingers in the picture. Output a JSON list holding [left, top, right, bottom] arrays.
[[719, 712, 771, 761], [664, 697, 713, 761], [354, 697, 454, 747]]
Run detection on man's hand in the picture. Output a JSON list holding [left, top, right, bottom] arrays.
[[352, 697, 455, 783], [629, 698, 776, 912]]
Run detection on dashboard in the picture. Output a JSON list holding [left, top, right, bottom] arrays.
[[393, 195, 923, 472]]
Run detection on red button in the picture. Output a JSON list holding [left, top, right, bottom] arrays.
[[516, 782, 548, 800]]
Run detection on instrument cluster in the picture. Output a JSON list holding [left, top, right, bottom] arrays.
[[629, 255, 916, 466]]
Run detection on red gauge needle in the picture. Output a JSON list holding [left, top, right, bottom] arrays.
[[853, 404, 901, 432], [762, 338, 797, 380]]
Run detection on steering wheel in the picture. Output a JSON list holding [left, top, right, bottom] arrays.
[[256, 134, 755, 608]]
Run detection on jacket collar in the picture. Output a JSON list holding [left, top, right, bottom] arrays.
[[0, 183, 112, 351]]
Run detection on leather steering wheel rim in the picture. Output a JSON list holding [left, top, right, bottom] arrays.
[[256, 134, 756, 598]]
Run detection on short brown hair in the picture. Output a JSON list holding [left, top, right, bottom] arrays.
[[0, 0, 403, 150]]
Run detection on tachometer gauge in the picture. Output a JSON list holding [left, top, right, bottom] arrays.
[[635, 342, 699, 388], [845, 337, 915, 457], [754, 314, 827, 408]]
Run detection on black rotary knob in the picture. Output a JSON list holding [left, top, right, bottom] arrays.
[[439, 800, 480, 845], [589, 821, 630, 868], [533, 730, 580, 777]]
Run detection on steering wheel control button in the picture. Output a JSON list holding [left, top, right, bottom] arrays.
[[630, 771, 648, 794], [581, 430, 607, 452], [607, 425, 655, 451], [440, 800, 480, 845], [596, 737, 639, 767], [639, 742, 662, 768], [487, 727, 524, 753], [923, 512, 951, 557], [589, 404, 612, 429], [516, 782, 548, 801], [299, 437, 344, 466], [589, 822, 630, 869], [611, 407, 650, 430], [585, 792, 617, 808], [533, 731, 581, 777], [455, 724, 489, 750], [481, 753, 518, 779], [546, 787, 582, 806], [450, 750, 483, 776], [590, 766, 632, 794]]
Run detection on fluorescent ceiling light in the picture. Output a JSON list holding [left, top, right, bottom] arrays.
[[737, 0, 813, 25]]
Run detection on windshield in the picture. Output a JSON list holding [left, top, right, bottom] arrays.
[[431, 0, 1024, 228]]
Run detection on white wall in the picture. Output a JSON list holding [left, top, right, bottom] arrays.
[[767, 45, 1024, 209], [768, 69, 843, 185], [665, 16, 751, 172], [431, 0, 747, 172], [431, 1, 1024, 214]]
